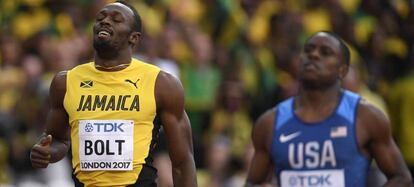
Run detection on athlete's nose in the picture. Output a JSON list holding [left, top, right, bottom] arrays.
[[97, 15, 112, 28], [99, 18, 111, 27], [307, 48, 320, 61]]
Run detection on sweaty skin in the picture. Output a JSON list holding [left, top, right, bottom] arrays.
[[30, 2, 197, 187], [245, 32, 412, 187]]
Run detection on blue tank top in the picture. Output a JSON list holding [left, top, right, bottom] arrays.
[[271, 90, 370, 187]]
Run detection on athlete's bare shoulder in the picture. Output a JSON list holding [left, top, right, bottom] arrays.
[[358, 99, 389, 126], [256, 108, 276, 130], [253, 107, 276, 152], [356, 98, 391, 143], [50, 71, 68, 105], [154, 71, 184, 112], [155, 71, 183, 91], [54, 71, 68, 81]]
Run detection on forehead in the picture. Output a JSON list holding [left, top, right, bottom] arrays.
[[100, 2, 134, 18], [306, 32, 341, 51]]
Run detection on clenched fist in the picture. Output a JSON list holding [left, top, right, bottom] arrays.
[[30, 135, 52, 168]]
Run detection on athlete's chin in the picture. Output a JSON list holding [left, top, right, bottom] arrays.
[[300, 77, 329, 90], [299, 75, 318, 85], [93, 39, 115, 51], [93, 40, 119, 59], [301, 81, 319, 90], [301, 79, 339, 90]]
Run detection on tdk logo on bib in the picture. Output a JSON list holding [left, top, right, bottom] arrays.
[[84, 122, 125, 133], [281, 170, 344, 187], [288, 174, 331, 186]]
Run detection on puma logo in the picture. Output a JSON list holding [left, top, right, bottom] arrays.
[[125, 78, 140, 89]]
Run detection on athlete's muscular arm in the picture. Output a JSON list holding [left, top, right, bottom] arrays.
[[358, 101, 412, 187], [155, 71, 197, 187], [245, 108, 276, 186], [30, 71, 70, 168]]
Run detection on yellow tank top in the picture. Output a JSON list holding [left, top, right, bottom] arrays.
[[63, 58, 160, 186]]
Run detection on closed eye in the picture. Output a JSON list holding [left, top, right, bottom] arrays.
[[96, 12, 106, 21], [113, 13, 124, 23], [320, 46, 334, 56], [304, 44, 315, 54]]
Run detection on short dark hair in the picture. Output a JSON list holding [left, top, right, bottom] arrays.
[[311, 31, 350, 66], [116, 0, 142, 33]]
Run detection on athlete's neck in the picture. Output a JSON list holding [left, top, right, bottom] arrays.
[[94, 50, 132, 72], [296, 83, 342, 110], [294, 84, 342, 123]]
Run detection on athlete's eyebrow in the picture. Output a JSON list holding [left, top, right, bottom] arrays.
[[96, 9, 126, 23], [304, 43, 315, 50], [98, 9, 124, 16], [98, 9, 108, 14], [321, 42, 340, 55]]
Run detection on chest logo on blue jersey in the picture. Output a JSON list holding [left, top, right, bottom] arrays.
[[289, 140, 337, 169], [330, 126, 347, 138], [280, 131, 301, 143]]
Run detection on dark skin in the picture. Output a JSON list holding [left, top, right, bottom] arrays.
[[30, 3, 197, 187], [246, 32, 412, 187]]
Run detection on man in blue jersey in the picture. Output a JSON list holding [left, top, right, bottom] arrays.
[[245, 31, 412, 187]]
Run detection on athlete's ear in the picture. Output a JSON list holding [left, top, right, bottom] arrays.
[[338, 63, 349, 80], [129, 31, 141, 47]]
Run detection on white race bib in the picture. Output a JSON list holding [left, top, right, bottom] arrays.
[[280, 169, 344, 187], [79, 120, 134, 171]]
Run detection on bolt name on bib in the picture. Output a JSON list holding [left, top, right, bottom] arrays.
[[77, 95, 140, 111], [289, 140, 337, 169], [79, 120, 134, 171], [84, 139, 125, 155]]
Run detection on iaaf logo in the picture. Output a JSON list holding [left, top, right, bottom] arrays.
[[85, 123, 94, 132], [84, 123, 125, 132]]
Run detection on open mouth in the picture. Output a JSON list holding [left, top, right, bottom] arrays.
[[98, 30, 111, 37], [96, 28, 113, 39]]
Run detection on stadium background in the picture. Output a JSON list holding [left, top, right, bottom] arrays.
[[0, 0, 413, 186]]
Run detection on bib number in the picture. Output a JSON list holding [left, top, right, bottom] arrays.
[[79, 120, 134, 171]]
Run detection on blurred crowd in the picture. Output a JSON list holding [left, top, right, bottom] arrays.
[[1, 0, 414, 186]]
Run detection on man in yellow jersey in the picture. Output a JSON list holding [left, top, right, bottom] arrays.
[[29, 1, 198, 186]]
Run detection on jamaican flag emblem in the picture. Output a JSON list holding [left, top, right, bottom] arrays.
[[80, 80, 93, 88]]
